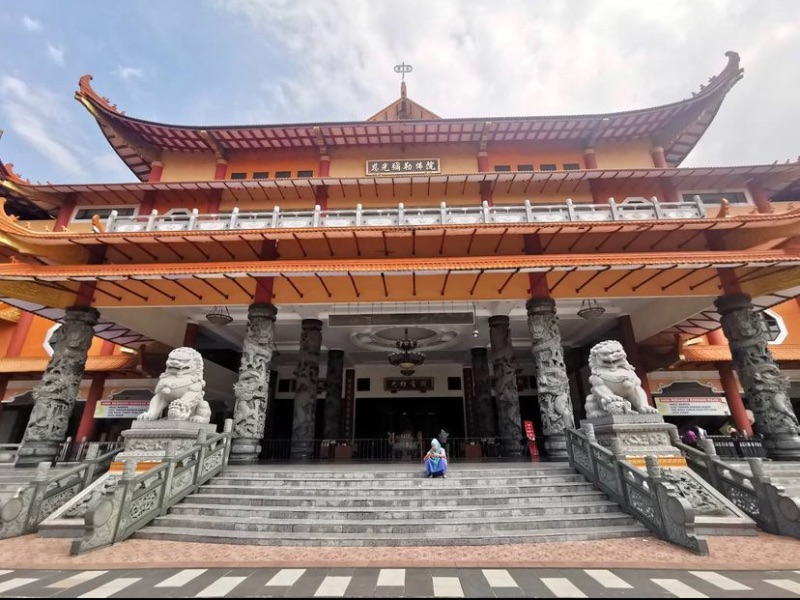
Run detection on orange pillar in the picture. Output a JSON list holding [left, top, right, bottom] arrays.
[[5, 311, 35, 359], [650, 146, 667, 169], [73, 340, 115, 444], [254, 241, 277, 303], [477, 150, 493, 205], [213, 158, 228, 181], [747, 182, 773, 214], [583, 148, 598, 170], [319, 154, 331, 177], [53, 194, 77, 232], [618, 316, 654, 406], [708, 328, 753, 435], [148, 161, 164, 183], [206, 159, 227, 214]]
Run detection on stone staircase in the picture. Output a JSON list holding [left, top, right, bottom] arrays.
[[725, 460, 800, 495], [135, 463, 649, 546]]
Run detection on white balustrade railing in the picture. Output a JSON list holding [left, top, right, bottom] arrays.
[[105, 196, 705, 233]]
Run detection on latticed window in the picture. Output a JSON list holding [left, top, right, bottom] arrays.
[[762, 312, 783, 342]]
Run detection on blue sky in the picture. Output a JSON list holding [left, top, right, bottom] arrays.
[[1, 0, 798, 183]]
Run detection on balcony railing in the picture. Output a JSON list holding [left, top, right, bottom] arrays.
[[105, 196, 706, 233]]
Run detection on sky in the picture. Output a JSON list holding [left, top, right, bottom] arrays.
[[0, 0, 798, 184]]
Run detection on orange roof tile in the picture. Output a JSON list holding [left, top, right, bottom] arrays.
[[681, 344, 800, 362]]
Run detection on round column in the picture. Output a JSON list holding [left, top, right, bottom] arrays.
[[715, 293, 800, 459], [488, 316, 523, 457], [322, 349, 344, 440], [526, 298, 575, 460], [230, 303, 277, 464], [291, 319, 323, 459], [17, 306, 100, 467], [470, 347, 497, 437]]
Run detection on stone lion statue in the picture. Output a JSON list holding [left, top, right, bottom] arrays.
[[585, 340, 659, 418], [137, 347, 211, 423]]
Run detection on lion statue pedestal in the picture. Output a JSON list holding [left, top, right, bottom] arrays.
[[117, 348, 218, 467], [582, 341, 680, 458]]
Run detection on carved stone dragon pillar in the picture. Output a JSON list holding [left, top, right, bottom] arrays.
[[471, 347, 497, 438], [291, 319, 323, 459], [230, 302, 277, 464], [716, 293, 800, 460], [322, 349, 344, 440], [17, 306, 100, 467], [526, 298, 575, 460], [488, 316, 523, 457]]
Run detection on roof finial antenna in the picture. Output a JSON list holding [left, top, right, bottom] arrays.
[[394, 62, 412, 97]]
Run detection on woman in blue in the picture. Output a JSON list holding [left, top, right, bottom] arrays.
[[424, 438, 447, 478]]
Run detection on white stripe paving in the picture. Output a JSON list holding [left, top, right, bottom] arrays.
[[78, 578, 141, 598], [195, 576, 246, 597], [652, 578, 708, 598], [0, 578, 37, 594], [482, 569, 519, 588], [689, 571, 751, 591], [432, 576, 464, 598], [155, 569, 207, 588], [583, 569, 632, 589], [314, 576, 352, 597], [0, 571, 12, 577], [541, 577, 587, 598], [766, 579, 800, 595], [266, 569, 306, 587], [48, 571, 108, 589], [376, 569, 405, 587]]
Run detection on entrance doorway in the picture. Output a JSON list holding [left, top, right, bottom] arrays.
[[355, 396, 465, 440]]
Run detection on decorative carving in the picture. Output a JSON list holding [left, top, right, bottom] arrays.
[[64, 476, 121, 518], [201, 449, 224, 475], [169, 470, 193, 498], [489, 316, 523, 455], [585, 340, 659, 418], [323, 350, 344, 440], [231, 303, 276, 462], [526, 299, 575, 436], [128, 489, 159, 522], [137, 347, 210, 423], [291, 319, 323, 459], [471, 348, 497, 437], [722, 482, 760, 518], [661, 469, 728, 515], [38, 486, 79, 522], [618, 432, 671, 446], [23, 307, 99, 444], [716, 294, 800, 458], [628, 487, 660, 526]]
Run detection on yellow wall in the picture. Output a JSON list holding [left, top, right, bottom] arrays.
[[227, 150, 319, 178], [594, 140, 655, 169], [770, 299, 800, 344], [160, 152, 216, 182], [488, 146, 584, 171], [328, 145, 477, 178]]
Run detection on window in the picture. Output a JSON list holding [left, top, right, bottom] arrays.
[[682, 192, 749, 205], [73, 207, 136, 221], [275, 171, 291, 179], [253, 171, 270, 179], [447, 377, 462, 391], [539, 164, 557, 171], [493, 165, 511, 172], [230, 172, 247, 180], [762, 309, 787, 344], [277, 379, 296, 394], [563, 163, 580, 170], [517, 164, 534, 172], [356, 378, 371, 392], [297, 170, 313, 178]]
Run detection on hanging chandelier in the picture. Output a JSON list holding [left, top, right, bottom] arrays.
[[577, 299, 606, 319], [205, 305, 233, 326], [388, 328, 426, 376]]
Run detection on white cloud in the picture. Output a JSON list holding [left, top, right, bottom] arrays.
[[21, 16, 41, 32], [215, 0, 800, 167], [46, 44, 64, 66], [0, 76, 86, 176], [113, 65, 144, 80]]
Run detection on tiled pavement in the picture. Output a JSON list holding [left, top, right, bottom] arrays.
[[3, 567, 800, 598]]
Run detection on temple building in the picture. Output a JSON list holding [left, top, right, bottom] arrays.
[[0, 51, 799, 465]]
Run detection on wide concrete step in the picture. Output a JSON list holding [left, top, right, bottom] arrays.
[[170, 499, 622, 520], [198, 482, 594, 497], [209, 474, 586, 487], [221, 466, 575, 480], [135, 523, 648, 546], [185, 489, 607, 508]]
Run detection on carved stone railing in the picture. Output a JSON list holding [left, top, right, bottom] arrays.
[[566, 427, 708, 555], [0, 444, 120, 539], [678, 438, 800, 539], [105, 197, 705, 233], [71, 419, 233, 555], [0, 444, 21, 464]]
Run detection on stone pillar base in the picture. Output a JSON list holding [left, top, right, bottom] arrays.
[[581, 414, 681, 458], [762, 433, 800, 461], [116, 420, 218, 466], [291, 440, 314, 460], [15, 441, 61, 468], [544, 433, 568, 461], [229, 438, 262, 463]]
